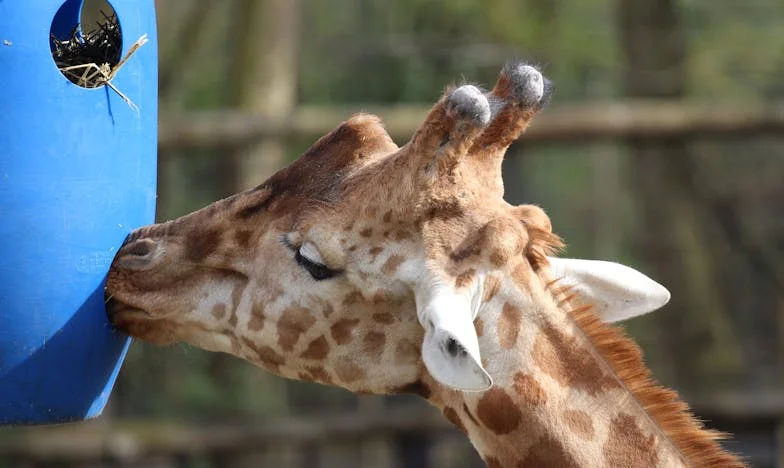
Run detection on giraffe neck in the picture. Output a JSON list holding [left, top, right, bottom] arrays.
[[427, 269, 741, 467]]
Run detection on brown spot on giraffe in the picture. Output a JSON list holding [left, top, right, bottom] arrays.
[[443, 407, 467, 434], [603, 413, 659, 467], [562, 409, 594, 441], [277, 306, 316, 351], [363, 331, 386, 362], [382, 210, 392, 223], [532, 321, 619, 396], [334, 360, 365, 383], [301, 336, 330, 360], [474, 317, 484, 337], [498, 302, 522, 349], [371, 290, 391, 304], [342, 291, 363, 305], [394, 338, 419, 365], [519, 434, 579, 468], [390, 379, 431, 399], [234, 229, 253, 248], [330, 318, 360, 345], [303, 366, 333, 385], [241, 337, 285, 373], [368, 246, 384, 261], [393, 230, 412, 241], [211, 304, 227, 320], [483, 275, 501, 302], [419, 198, 464, 224], [476, 388, 522, 435], [372, 312, 395, 324], [359, 227, 373, 237], [510, 261, 531, 286], [512, 372, 546, 406], [185, 228, 220, 262], [489, 248, 508, 267], [455, 269, 476, 289], [381, 254, 405, 275], [245, 302, 264, 330]]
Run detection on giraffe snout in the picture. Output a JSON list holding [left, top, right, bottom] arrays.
[[113, 236, 162, 271]]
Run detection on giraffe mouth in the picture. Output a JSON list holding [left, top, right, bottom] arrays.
[[105, 297, 153, 324]]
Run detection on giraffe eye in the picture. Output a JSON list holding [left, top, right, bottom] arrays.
[[295, 242, 340, 281]]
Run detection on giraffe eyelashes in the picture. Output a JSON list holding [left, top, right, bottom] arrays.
[[295, 249, 340, 281], [283, 236, 341, 281]]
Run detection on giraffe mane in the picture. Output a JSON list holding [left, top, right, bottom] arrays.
[[543, 277, 746, 467], [518, 217, 745, 466], [525, 225, 564, 272]]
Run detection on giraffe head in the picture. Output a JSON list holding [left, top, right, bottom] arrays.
[[105, 62, 669, 396]]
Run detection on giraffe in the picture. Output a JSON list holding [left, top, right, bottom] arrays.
[[105, 62, 744, 467]]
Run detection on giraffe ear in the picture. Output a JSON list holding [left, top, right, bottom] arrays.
[[547, 257, 671, 322], [417, 287, 493, 392]]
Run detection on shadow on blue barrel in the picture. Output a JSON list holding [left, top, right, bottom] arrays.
[[0, 0, 157, 424]]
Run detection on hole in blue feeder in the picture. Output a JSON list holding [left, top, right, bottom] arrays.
[[50, 0, 122, 88]]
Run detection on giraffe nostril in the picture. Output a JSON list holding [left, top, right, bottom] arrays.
[[120, 229, 143, 248], [125, 239, 156, 257], [115, 238, 160, 270]]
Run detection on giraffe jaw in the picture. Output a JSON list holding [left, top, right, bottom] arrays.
[[105, 298, 179, 346], [105, 297, 152, 322]]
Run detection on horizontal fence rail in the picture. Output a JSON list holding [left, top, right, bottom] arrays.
[[2, 394, 782, 464], [158, 100, 784, 150], [0, 409, 450, 463]]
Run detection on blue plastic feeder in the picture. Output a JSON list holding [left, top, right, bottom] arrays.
[[0, 0, 157, 424]]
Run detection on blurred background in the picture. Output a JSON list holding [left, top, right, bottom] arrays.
[[2, 0, 783, 466]]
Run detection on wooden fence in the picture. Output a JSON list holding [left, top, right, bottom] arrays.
[[2, 392, 784, 467], [158, 100, 784, 151]]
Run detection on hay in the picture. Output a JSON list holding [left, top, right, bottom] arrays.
[[51, 11, 148, 111]]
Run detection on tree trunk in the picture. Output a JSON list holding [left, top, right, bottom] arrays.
[[616, 0, 741, 390], [227, 0, 301, 192]]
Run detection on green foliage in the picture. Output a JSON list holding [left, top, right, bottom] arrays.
[[298, 0, 623, 103], [684, 0, 784, 99]]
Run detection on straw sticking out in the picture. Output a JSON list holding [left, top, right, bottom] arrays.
[[51, 11, 148, 111]]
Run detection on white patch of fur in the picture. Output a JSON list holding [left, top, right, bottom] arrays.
[[416, 278, 492, 392], [547, 257, 671, 322], [300, 241, 326, 265], [448, 85, 491, 125]]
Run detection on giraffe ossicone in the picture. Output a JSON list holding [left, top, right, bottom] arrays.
[[106, 61, 744, 467]]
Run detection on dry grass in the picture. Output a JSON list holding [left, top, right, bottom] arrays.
[[51, 11, 148, 110]]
